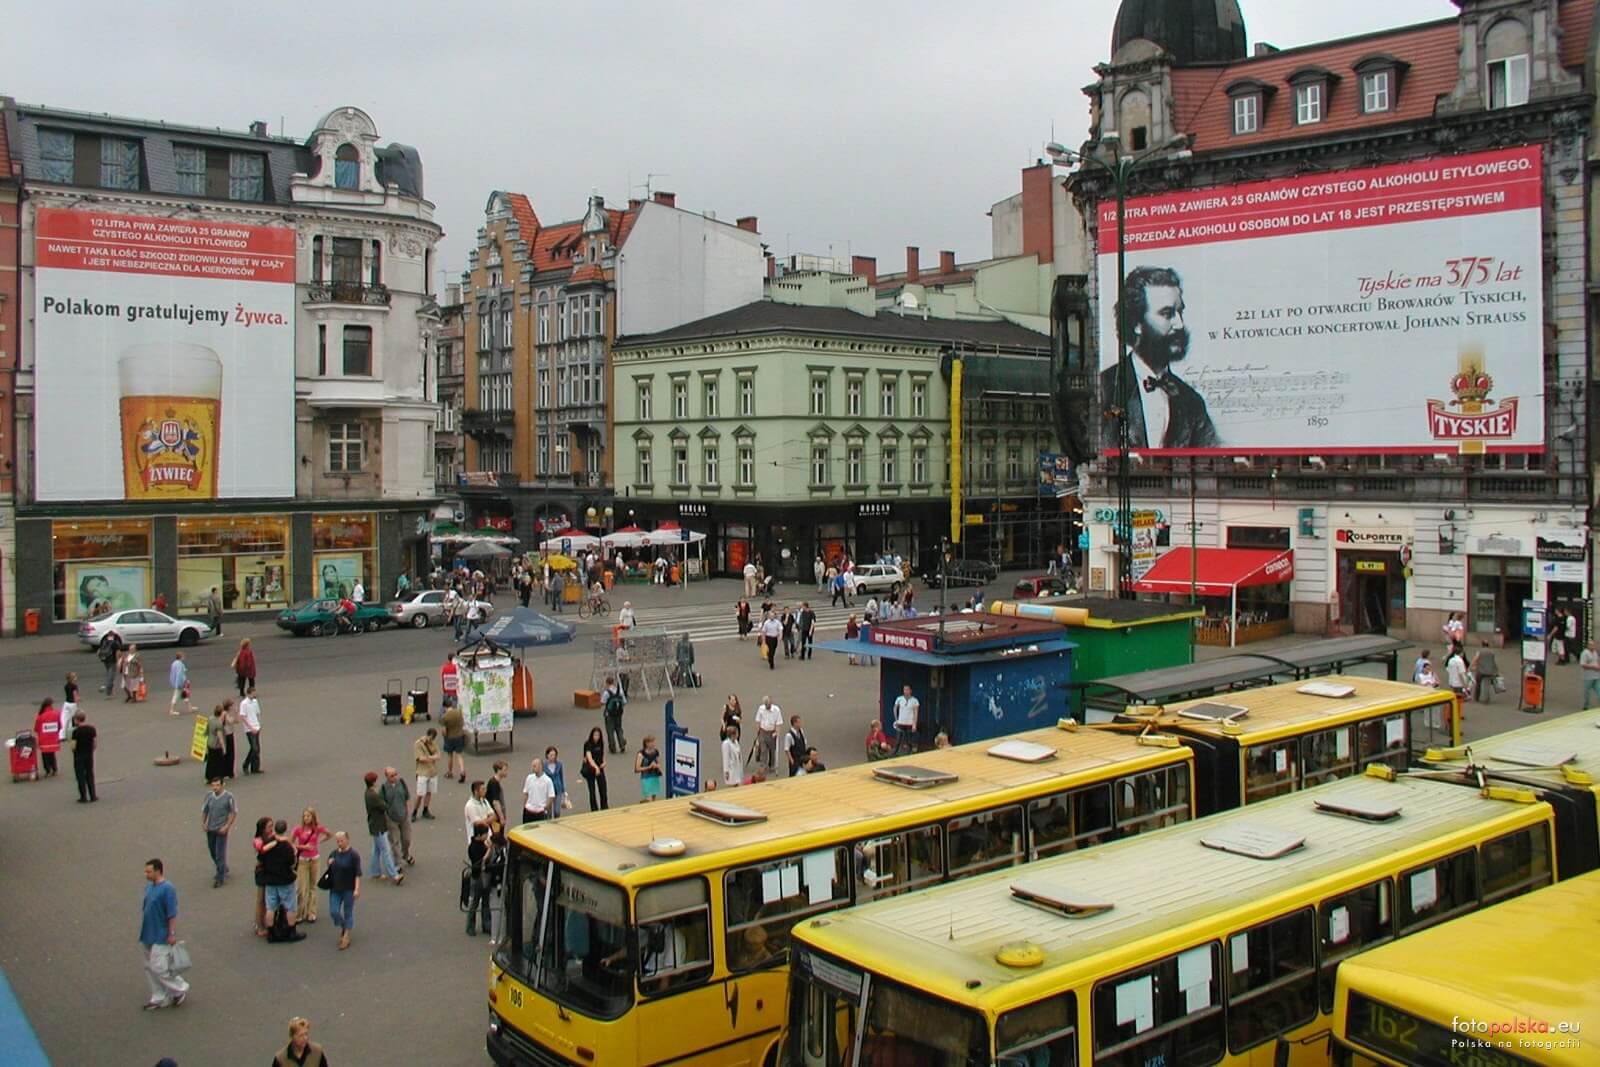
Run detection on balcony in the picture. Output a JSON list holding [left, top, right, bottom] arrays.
[[305, 281, 392, 307], [461, 408, 515, 437], [458, 471, 519, 490]]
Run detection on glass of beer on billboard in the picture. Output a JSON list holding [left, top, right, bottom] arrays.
[[119, 343, 222, 499]]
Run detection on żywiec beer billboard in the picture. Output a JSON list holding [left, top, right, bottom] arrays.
[[34, 207, 295, 501], [1095, 146, 1544, 455]]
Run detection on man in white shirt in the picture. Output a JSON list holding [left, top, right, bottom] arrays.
[[759, 612, 782, 670], [891, 684, 920, 755], [753, 697, 782, 773], [618, 602, 637, 629], [465, 597, 485, 637], [352, 579, 365, 604], [743, 561, 758, 597], [521, 757, 555, 823], [239, 685, 263, 775], [464, 779, 495, 836]]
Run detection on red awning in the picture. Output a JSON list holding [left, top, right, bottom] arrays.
[[1133, 548, 1294, 598]]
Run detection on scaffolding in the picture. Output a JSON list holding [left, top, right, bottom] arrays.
[[590, 627, 695, 700]]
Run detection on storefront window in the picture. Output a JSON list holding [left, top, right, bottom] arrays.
[[818, 524, 852, 571], [312, 513, 376, 600], [177, 516, 291, 613], [53, 519, 153, 622], [720, 523, 753, 575], [1469, 556, 1533, 637]]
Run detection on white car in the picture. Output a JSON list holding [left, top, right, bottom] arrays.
[[848, 563, 904, 596], [78, 609, 215, 650], [390, 590, 451, 628]]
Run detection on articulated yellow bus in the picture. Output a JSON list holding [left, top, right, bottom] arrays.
[[785, 770, 1577, 1067], [1332, 869, 1600, 1067], [1421, 708, 1600, 872], [1113, 675, 1462, 814], [486, 723, 1194, 1066]]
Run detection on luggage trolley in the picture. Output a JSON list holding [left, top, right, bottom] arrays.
[[9, 730, 38, 782], [380, 679, 404, 724], [409, 676, 431, 721]]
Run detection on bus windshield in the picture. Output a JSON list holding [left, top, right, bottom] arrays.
[[498, 849, 632, 1019]]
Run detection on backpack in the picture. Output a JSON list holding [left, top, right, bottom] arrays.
[[604, 690, 624, 716]]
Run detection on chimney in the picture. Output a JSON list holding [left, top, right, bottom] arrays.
[[736, 216, 759, 232], [628, 198, 643, 211], [1020, 162, 1055, 265], [249, 120, 269, 138], [939, 250, 956, 275], [766, 254, 776, 279], [652, 191, 676, 208], [851, 255, 877, 286], [905, 246, 920, 283], [1254, 42, 1279, 56]]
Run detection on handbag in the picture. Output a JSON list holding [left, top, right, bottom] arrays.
[[316, 866, 334, 891], [168, 940, 192, 973]]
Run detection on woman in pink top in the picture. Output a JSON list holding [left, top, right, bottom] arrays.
[[291, 806, 332, 924]]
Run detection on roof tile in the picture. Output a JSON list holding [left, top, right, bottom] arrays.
[[616, 300, 1049, 351]]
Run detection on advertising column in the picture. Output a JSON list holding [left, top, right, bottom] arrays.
[[33, 208, 295, 501]]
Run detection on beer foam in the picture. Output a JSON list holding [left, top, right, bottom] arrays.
[[118, 343, 222, 399]]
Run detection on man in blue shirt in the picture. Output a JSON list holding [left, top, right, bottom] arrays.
[[139, 858, 188, 1010]]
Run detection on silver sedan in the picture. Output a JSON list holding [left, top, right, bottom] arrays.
[[389, 590, 451, 628], [78, 609, 214, 650]]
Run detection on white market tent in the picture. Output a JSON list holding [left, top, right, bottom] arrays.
[[538, 527, 600, 553], [603, 523, 707, 578]]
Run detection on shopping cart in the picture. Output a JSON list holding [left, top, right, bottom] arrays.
[[380, 679, 404, 724]]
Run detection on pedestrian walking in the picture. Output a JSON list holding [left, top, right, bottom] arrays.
[[465, 594, 487, 636], [380, 767, 415, 866], [274, 1016, 326, 1066], [259, 820, 305, 942], [138, 858, 188, 1010], [635, 736, 663, 802], [97, 631, 123, 697], [33, 698, 61, 778], [465, 822, 495, 937], [753, 696, 781, 773], [121, 643, 144, 702], [230, 638, 256, 698], [892, 684, 921, 755], [522, 757, 555, 822], [221, 698, 239, 779], [352, 578, 365, 604], [721, 724, 742, 788], [203, 704, 227, 783], [62, 670, 80, 718], [797, 602, 816, 660], [736, 600, 752, 641], [785, 715, 808, 778], [411, 729, 440, 821], [201, 778, 237, 888], [550, 571, 566, 615], [814, 554, 825, 592], [743, 560, 758, 598], [602, 675, 627, 754], [781, 607, 797, 658], [325, 831, 362, 950], [291, 808, 331, 924], [168, 652, 195, 717], [618, 601, 637, 629], [1582, 641, 1600, 710], [830, 571, 849, 608], [445, 587, 464, 641], [760, 611, 781, 670], [1470, 642, 1501, 704], [363, 771, 403, 886], [70, 710, 97, 801], [580, 728, 609, 811], [240, 685, 263, 774], [440, 699, 467, 783], [206, 586, 223, 637], [464, 779, 494, 836], [544, 746, 570, 819]]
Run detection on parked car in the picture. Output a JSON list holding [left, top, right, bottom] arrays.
[[390, 590, 451, 628], [1013, 574, 1075, 599], [847, 563, 904, 596], [79, 609, 214, 650], [276, 598, 393, 637], [921, 558, 998, 589]]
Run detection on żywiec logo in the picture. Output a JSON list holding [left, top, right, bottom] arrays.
[[1427, 352, 1518, 440], [134, 408, 205, 491]]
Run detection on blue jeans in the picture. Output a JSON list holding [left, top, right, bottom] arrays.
[[893, 726, 916, 755], [1584, 677, 1600, 709], [205, 829, 228, 882], [370, 831, 399, 880], [329, 889, 355, 930], [264, 882, 297, 916]]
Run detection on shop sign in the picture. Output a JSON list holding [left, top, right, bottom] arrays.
[[1355, 560, 1386, 573], [1535, 527, 1587, 582], [1091, 506, 1167, 525], [679, 502, 708, 517], [1471, 534, 1524, 557], [1334, 528, 1408, 547], [869, 628, 933, 654], [858, 502, 892, 517], [1130, 511, 1159, 581]]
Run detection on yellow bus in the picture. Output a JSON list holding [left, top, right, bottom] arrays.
[[785, 771, 1569, 1067], [1331, 869, 1600, 1067], [486, 723, 1195, 1066], [1110, 675, 1462, 814], [1421, 708, 1600, 872]]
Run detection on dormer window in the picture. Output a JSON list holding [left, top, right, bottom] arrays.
[[1225, 79, 1274, 136], [1353, 55, 1407, 116], [334, 144, 360, 189], [1118, 89, 1152, 151], [1287, 68, 1336, 127], [1484, 18, 1530, 109]]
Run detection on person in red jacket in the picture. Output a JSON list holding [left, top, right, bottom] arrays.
[[33, 697, 62, 778]]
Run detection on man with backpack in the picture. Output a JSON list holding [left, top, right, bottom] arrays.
[[602, 676, 627, 755], [98, 631, 124, 698]]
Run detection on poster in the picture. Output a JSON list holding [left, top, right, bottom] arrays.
[[1130, 510, 1159, 581], [460, 656, 514, 734], [34, 207, 295, 501], [1535, 527, 1587, 584], [63, 561, 149, 621], [176, 558, 224, 615], [314, 555, 363, 600], [1096, 147, 1544, 455]]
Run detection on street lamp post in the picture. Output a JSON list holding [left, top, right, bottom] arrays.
[[1047, 135, 1190, 599]]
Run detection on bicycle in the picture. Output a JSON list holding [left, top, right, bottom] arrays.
[[578, 594, 612, 619]]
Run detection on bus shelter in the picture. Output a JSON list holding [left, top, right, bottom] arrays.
[[816, 614, 1074, 747]]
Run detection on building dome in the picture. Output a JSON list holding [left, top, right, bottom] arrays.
[[1112, 0, 1247, 65]]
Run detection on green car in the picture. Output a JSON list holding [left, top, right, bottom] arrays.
[[275, 598, 393, 637]]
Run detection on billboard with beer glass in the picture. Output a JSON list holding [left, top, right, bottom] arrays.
[[1094, 146, 1544, 456], [34, 207, 295, 501]]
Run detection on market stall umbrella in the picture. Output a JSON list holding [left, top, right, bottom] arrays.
[[601, 525, 650, 550], [540, 527, 600, 553], [472, 607, 576, 649], [455, 540, 514, 561]]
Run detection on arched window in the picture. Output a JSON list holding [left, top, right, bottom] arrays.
[[335, 144, 360, 189], [1119, 89, 1152, 151], [1484, 18, 1530, 109]]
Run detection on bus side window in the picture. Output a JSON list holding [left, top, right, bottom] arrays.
[[1091, 946, 1223, 1067], [1028, 785, 1112, 860], [997, 993, 1078, 1067], [1115, 767, 1190, 834], [1224, 908, 1317, 1054], [946, 806, 1024, 876], [1480, 824, 1552, 905], [1300, 725, 1356, 789], [635, 878, 713, 997], [1243, 742, 1299, 801], [1406, 700, 1455, 755], [1317, 880, 1393, 1013], [852, 825, 941, 903], [1356, 715, 1408, 773], [724, 848, 850, 973], [1397, 849, 1477, 934]]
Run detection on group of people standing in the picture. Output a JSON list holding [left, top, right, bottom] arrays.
[[31, 678, 96, 801]]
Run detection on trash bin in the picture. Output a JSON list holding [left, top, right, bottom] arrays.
[[23, 609, 39, 635], [1521, 670, 1544, 712]]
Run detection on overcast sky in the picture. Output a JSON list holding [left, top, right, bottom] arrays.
[[5, 0, 1455, 282]]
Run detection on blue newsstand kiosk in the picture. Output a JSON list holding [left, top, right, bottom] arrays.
[[815, 614, 1075, 747]]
